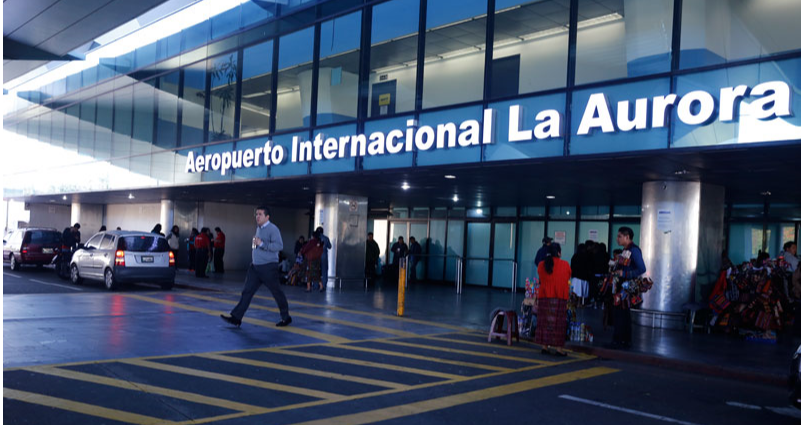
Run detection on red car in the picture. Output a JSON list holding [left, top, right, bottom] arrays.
[[3, 227, 62, 271]]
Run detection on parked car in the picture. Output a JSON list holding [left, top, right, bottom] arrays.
[[70, 231, 175, 290], [3, 227, 62, 271], [791, 343, 801, 409]]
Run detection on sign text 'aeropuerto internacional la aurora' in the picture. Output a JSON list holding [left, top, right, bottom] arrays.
[[185, 81, 793, 175]]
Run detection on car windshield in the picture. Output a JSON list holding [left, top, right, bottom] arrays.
[[118, 236, 170, 252], [29, 231, 61, 244]]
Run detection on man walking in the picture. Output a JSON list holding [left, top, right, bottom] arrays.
[[316, 226, 332, 291], [221, 206, 291, 327], [213, 226, 226, 273], [609, 226, 646, 348]]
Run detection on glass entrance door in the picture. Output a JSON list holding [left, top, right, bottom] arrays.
[[492, 222, 516, 288], [466, 222, 491, 285]]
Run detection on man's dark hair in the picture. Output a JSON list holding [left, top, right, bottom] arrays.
[[398, 236, 404, 241], [785, 241, 797, 251], [368, 232, 374, 236], [256, 206, 271, 216], [316, 226, 324, 234], [73, 223, 80, 229], [618, 226, 634, 240], [215, 227, 222, 232], [409, 236, 416, 242]]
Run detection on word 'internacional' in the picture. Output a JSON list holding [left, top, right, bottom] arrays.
[[185, 81, 792, 175]]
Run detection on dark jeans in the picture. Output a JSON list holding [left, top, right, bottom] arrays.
[[195, 248, 208, 277], [231, 263, 289, 321], [189, 248, 196, 270], [213, 247, 225, 273], [321, 259, 328, 289], [612, 307, 632, 345]]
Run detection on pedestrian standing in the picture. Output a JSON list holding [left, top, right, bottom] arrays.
[[535, 243, 571, 356], [534, 236, 552, 267], [301, 230, 324, 292], [365, 232, 380, 281], [151, 224, 164, 236], [221, 206, 291, 327], [408, 236, 422, 282], [195, 227, 210, 278], [167, 225, 180, 269], [188, 228, 198, 272], [316, 226, 332, 291], [214, 226, 226, 273], [609, 227, 646, 349]]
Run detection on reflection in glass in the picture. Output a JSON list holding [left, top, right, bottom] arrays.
[[492, 0, 569, 97], [370, 0, 419, 117], [317, 11, 361, 125], [240, 41, 273, 137], [132, 82, 155, 163], [79, 99, 95, 156], [208, 53, 239, 141], [181, 61, 207, 146], [65, 105, 80, 152], [423, 0, 487, 108], [576, 0, 673, 85], [680, 0, 801, 69], [276, 27, 314, 130], [96, 94, 114, 161], [156, 72, 180, 150]]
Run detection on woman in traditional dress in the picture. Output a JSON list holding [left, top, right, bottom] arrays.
[[300, 230, 324, 293], [535, 243, 572, 356]]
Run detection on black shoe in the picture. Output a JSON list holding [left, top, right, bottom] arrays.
[[220, 314, 241, 327], [276, 317, 292, 327]]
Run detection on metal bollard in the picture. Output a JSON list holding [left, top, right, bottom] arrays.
[[397, 258, 406, 316]]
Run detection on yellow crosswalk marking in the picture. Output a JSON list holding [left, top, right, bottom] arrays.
[[27, 366, 269, 414], [330, 344, 512, 372], [274, 349, 464, 380], [3, 387, 180, 425], [123, 293, 350, 344], [376, 340, 553, 364], [197, 353, 410, 390], [287, 367, 619, 425], [119, 359, 346, 401], [181, 292, 419, 338]]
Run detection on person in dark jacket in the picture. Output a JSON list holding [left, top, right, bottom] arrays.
[[534, 236, 552, 267], [365, 232, 380, 281], [408, 236, 422, 282], [151, 224, 164, 236], [609, 227, 646, 348], [294, 236, 306, 257]]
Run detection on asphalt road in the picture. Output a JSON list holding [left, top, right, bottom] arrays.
[[4, 266, 801, 425]]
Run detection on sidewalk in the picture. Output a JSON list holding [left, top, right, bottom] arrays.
[[173, 270, 797, 387]]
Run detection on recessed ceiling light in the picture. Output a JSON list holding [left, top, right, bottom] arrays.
[[453, 195, 459, 202], [401, 182, 410, 190], [302, 186, 310, 190], [546, 195, 556, 199], [444, 175, 456, 179], [62, 195, 67, 200], [477, 201, 482, 207], [128, 193, 135, 199], [674, 169, 689, 175], [760, 191, 772, 196], [476, 208, 483, 214]]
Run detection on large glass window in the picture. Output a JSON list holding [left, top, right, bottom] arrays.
[[576, 0, 673, 85], [276, 27, 314, 130], [112, 86, 133, 167], [445, 220, 464, 281], [132, 81, 155, 157], [369, 0, 419, 117], [422, 0, 487, 108], [95, 94, 113, 161], [316, 11, 361, 125], [680, 0, 801, 69], [428, 219, 446, 280], [492, 222, 516, 288], [64, 105, 80, 152], [240, 41, 274, 137], [156, 72, 180, 150], [492, 0, 569, 97], [728, 223, 764, 264], [181, 61, 207, 146], [208, 52, 240, 141], [517, 221, 544, 287]]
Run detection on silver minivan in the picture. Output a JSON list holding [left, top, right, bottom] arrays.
[[70, 230, 175, 290]]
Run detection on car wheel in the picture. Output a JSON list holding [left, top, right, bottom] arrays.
[[104, 268, 118, 291], [160, 280, 175, 290], [70, 264, 83, 285], [9, 254, 20, 271]]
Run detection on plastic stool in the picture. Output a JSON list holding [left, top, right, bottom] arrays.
[[488, 310, 519, 346]]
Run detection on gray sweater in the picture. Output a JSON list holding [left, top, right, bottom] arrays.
[[253, 222, 283, 265]]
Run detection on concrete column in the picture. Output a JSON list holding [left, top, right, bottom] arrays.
[[636, 181, 725, 329], [71, 202, 104, 240], [160, 200, 175, 233], [314, 193, 368, 283]]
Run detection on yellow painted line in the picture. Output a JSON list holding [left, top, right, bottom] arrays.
[[419, 335, 547, 353], [119, 358, 345, 401], [123, 293, 350, 344], [375, 340, 554, 365], [198, 353, 410, 390], [3, 387, 180, 425], [275, 349, 464, 380], [330, 344, 511, 372], [288, 367, 619, 425], [250, 293, 471, 331], [181, 292, 419, 338], [27, 366, 268, 414]]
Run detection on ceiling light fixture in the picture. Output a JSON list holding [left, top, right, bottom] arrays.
[[128, 193, 135, 200], [401, 182, 410, 190], [453, 195, 459, 202], [760, 191, 772, 196], [546, 195, 556, 199], [62, 195, 67, 200], [674, 169, 689, 175], [476, 208, 483, 215], [444, 175, 456, 179]]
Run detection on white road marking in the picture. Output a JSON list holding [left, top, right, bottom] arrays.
[[559, 395, 704, 425], [4, 272, 22, 278], [30, 279, 83, 291], [726, 401, 762, 410], [765, 406, 801, 419]]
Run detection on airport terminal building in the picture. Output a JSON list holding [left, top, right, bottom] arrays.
[[3, 0, 801, 324]]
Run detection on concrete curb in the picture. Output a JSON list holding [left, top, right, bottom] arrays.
[[566, 343, 787, 388]]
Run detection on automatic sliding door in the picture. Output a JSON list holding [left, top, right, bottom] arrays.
[[492, 222, 516, 288], [466, 222, 490, 286]]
